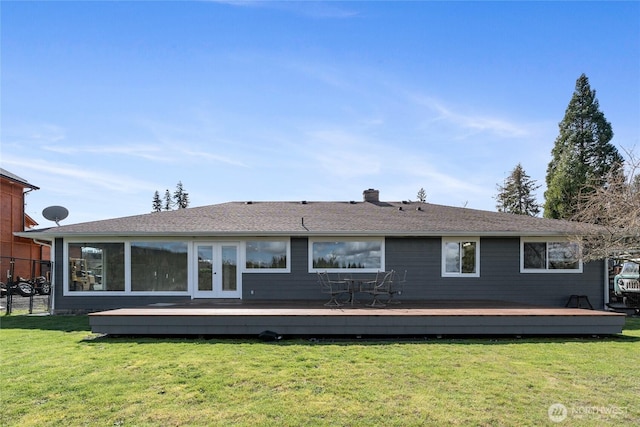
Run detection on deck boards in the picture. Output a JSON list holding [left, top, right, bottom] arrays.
[[89, 300, 626, 337]]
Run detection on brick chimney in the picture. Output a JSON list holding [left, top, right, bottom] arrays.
[[363, 188, 380, 203]]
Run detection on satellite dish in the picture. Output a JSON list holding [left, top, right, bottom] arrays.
[[42, 205, 69, 226]]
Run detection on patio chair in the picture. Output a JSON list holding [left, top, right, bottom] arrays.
[[363, 270, 394, 307], [318, 272, 349, 307], [387, 270, 406, 304]]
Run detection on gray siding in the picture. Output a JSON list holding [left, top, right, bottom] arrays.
[[52, 236, 606, 313], [386, 237, 604, 307], [242, 237, 314, 300]]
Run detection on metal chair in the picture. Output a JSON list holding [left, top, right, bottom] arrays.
[[387, 270, 406, 304], [363, 270, 394, 307], [318, 272, 349, 307]]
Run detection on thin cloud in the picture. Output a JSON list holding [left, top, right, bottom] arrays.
[[207, 1, 360, 19], [412, 95, 529, 139], [302, 128, 382, 178], [1, 155, 154, 194], [41, 142, 248, 167], [180, 149, 248, 168], [3, 122, 66, 146], [42, 144, 174, 163]]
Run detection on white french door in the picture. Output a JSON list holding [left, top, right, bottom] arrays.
[[193, 243, 241, 298]]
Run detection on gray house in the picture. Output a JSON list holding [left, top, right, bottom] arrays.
[[20, 189, 612, 317]]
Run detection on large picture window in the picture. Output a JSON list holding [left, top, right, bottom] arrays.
[[68, 243, 125, 292], [131, 242, 188, 291], [309, 239, 383, 272], [521, 240, 581, 273], [245, 240, 289, 272], [442, 238, 479, 277]]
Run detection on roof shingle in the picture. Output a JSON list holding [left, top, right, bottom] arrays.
[[20, 201, 595, 238]]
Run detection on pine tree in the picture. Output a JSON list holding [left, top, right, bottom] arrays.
[[416, 187, 427, 203], [544, 74, 623, 219], [163, 189, 172, 211], [173, 181, 189, 209], [496, 163, 540, 216], [152, 191, 162, 212]]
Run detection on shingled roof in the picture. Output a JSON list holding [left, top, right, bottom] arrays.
[[0, 168, 40, 190], [19, 200, 595, 239]]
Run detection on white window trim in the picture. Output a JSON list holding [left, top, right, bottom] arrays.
[[242, 238, 291, 273], [441, 237, 480, 278], [64, 239, 130, 296], [520, 237, 583, 273], [64, 238, 192, 296], [62, 237, 292, 297], [308, 237, 385, 273]]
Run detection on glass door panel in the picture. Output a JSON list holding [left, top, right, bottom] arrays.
[[194, 243, 240, 298], [197, 246, 214, 292], [222, 245, 237, 292]]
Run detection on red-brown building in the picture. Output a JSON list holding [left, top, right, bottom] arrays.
[[1, 168, 51, 283]]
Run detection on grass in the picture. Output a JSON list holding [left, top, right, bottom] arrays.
[[1, 316, 639, 426]]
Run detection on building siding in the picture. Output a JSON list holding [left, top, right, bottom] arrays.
[[1, 174, 50, 282], [386, 237, 604, 307], [51, 236, 605, 313]]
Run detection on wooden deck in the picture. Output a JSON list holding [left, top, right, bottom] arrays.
[[88, 300, 626, 337]]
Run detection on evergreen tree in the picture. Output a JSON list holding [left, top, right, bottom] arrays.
[[163, 189, 172, 211], [544, 74, 623, 219], [153, 182, 190, 212], [496, 163, 540, 216], [417, 187, 427, 203], [152, 191, 162, 212], [173, 181, 189, 209]]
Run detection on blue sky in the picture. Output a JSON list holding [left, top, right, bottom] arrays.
[[2, 1, 639, 226]]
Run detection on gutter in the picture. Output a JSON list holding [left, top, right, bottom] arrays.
[[15, 230, 581, 239], [33, 239, 52, 248]]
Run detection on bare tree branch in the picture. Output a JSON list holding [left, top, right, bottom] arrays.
[[570, 146, 640, 262]]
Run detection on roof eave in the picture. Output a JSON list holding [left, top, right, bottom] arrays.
[[15, 230, 581, 240]]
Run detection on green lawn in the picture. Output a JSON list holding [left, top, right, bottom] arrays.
[[1, 315, 639, 426]]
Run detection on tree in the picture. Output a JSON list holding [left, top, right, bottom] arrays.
[[152, 191, 162, 212], [544, 74, 623, 219], [416, 187, 427, 203], [153, 182, 190, 212], [570, 147, 639, 263], [173, 181, 189, 209], [163, 189, 172, 211], [495, 163, 541, 216]]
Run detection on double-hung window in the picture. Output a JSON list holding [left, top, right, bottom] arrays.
[[521, 239, 582, 273], [442, 238, 480, 277]]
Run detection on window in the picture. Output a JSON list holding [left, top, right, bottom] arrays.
[[68, 243, 125, 292], [442, 238, 479, 277], [521, 240, 581, 273], [309, 239, 383, 272], [131, 242, 188, 291], [245, 240, 289, 272]]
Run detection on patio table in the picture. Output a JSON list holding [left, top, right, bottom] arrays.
[[343, 277, 377, 306]]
